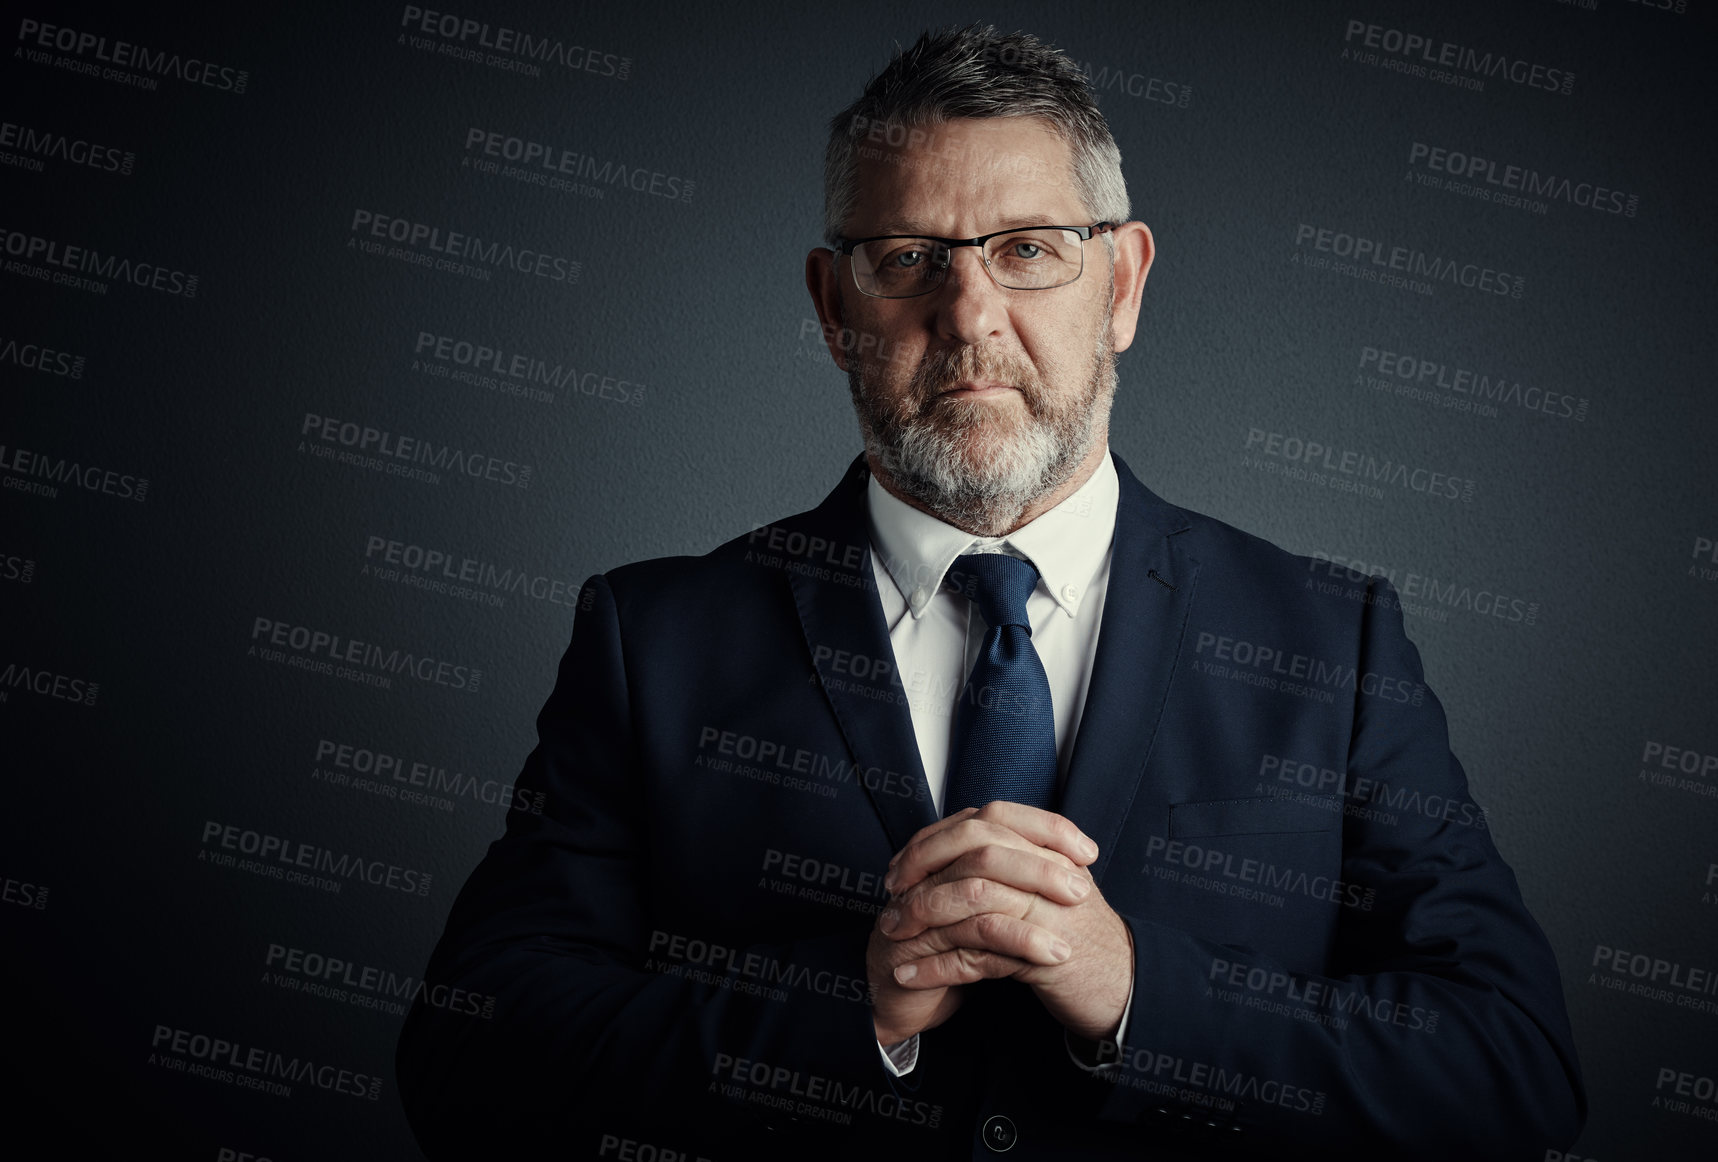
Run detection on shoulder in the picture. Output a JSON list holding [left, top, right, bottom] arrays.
[[1140, 490, 1403, 646], [1112, 452, 1358, 595], [1176, 506, 1378, 597]]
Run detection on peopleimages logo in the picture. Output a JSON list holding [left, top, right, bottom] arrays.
[[1, 873, 48, 910], [0, 334, 85, 379], [299, 412, 533, 490], [1356, 346, 1587, 422], [1307, 550, 1540, 627], [0, 119, 134, 176], [313, 736, 546, 815], [1341, 19, 1574, 95], [1293, 224, 1523, 299], [264, 942, 496, 1019], [1694, 536, 1718, 584], [364, 534, 586, 611], [1077, 59, 1192, 108], [0, 552, 37, 585], [1407, 143, 1639, 218], [413, 331, 646, 406], [348, 210, 580, 286], [398, 6, 630, 80], [0, 441, 148, 503], [249, 616, 483, 694], [0, 660, 100, 706], [149, 1025, 381, 1101], [1243, 429, 1476, 503], [1192, 631, 1426, 706], [16, 18, 251, 94], [200, 820, 434, 898], [1, 227, 198, 297], [463, 128, 694, 203]]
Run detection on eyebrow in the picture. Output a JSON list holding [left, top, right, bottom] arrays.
[[865, 215, 1067, 238]]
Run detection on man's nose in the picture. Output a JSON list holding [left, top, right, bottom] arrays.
[[932, 246, 1006, 346]]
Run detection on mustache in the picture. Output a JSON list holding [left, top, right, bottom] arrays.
[[910, 346, 1041, 410]]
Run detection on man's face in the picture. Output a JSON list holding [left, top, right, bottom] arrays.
[[816, 116, 1140, 536]]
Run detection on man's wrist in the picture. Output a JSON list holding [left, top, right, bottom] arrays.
[[1066, 926, 1135, 1071]]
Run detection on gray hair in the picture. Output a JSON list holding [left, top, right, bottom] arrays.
[[822, 24, 1130, 249]]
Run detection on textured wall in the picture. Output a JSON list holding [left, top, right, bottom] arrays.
[[4, 1, 1714, 1158]]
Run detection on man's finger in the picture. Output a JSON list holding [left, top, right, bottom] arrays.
[[891, 913, 1071, 987], [886, 817, 1047, 897], [886, 802, 1098, 894], [886, 807, 980, 870], [893, 914, 1065, 969], [885, 852, 1091, 940], [967, 801, 1099, 864], [895, 945, 1028, 989], [885, 875, 1034, 941]]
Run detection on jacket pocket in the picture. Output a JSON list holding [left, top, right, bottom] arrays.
[[1168, 795, 1340, 838]]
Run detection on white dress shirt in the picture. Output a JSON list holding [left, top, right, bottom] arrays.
[[862, 451, 1133, 1076]]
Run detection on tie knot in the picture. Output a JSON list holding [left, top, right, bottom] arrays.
[[948, 552, 1040, 631]]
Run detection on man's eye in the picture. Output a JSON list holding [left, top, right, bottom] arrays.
[[1009, 242, 1044, 260], [888, 249, 928, 269]]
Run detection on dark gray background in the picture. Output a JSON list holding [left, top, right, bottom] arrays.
[[4, 1, 1715, 1157]]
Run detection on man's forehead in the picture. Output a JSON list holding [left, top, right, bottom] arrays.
[[847, 115, 1085, 233], [867, 213, 1070, 238]]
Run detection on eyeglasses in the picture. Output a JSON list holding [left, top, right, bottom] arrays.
[[835, 223, 1114, 298]]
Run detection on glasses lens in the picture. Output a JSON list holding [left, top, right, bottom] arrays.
[[984, 228, 1084, 290], [848, 229, 1088, 297], [852, 238, 947, 298]]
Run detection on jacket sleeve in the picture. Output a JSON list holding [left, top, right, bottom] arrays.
[[394, 573, 883, 1159], [1094, 576, 1586, 1160]]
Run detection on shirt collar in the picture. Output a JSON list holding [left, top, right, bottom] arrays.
[[865, 451, 1119, 620]]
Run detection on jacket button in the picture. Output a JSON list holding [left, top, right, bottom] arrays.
[[982, 1114, 1018, 1152]]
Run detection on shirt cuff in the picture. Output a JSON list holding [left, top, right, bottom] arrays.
[[1065, 979, 1134, 1073], [877, 1033, 920, 1076]]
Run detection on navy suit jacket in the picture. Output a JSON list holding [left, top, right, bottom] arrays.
[[396, 451, 1584, 1161]]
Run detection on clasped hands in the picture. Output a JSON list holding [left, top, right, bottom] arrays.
[[867, 801, 1134, 1047]]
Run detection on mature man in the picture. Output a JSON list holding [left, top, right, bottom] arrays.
[[398, 25, 1584, 1161]]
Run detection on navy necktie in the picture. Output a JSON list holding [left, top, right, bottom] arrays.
[[941, 552, 1058, 815]]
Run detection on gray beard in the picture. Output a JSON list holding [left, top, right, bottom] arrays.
[[848, 315, 1117, 537]]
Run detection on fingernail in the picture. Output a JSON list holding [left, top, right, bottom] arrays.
[[1050, 940, 1072, 962], [883, 871, 898, 893], [1067, 874, 1090, 899], [896, 963, 918, 983], [880, 909, 899, 933], [1079, 836, 1099, 862]]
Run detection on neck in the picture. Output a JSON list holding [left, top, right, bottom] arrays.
[[867, 432, 1110, 538]]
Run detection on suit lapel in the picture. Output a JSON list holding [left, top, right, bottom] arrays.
[[787, 455, 940, 852], [1057, 452, 1199, 885]]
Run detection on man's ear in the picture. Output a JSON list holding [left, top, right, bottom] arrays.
[[1105, 221, 1154, 355], [805, 247, 850, 372]]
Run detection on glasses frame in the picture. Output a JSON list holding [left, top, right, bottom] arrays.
[[834, 222, 1115, 298]]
